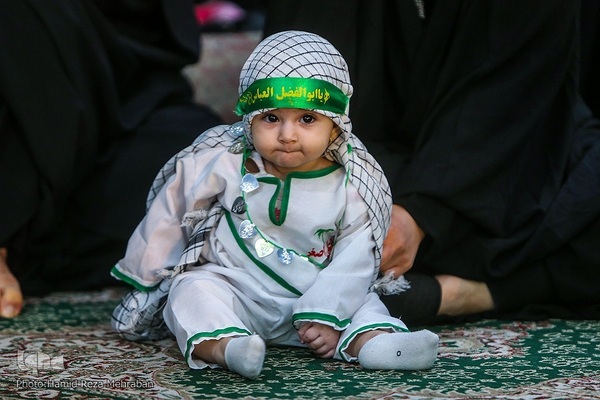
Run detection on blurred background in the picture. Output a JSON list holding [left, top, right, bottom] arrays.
[[186, 0, 267, 123]]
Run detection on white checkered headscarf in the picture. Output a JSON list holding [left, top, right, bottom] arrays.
[[238, 30, 353, 143]]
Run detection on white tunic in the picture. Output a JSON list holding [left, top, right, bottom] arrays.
[[114, 146, 407, 368]]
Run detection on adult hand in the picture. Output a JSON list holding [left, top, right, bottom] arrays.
[[297, 322, 340, 358], [380, 205, 425, 278], [0, 247, 23, 318]]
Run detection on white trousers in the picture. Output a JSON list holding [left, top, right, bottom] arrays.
[[163, 265, 407, 369]]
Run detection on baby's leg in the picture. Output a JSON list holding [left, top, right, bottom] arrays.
[[341, 293, 439, 370], [193, 335, 266, 379], [356, 329, 439, 370], [163, 270, 266, 378]]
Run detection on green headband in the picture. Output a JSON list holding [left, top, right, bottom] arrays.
[[235, 77, 349, 116]]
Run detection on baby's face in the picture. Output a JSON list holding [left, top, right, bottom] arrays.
[[251, 108, 336, 178]]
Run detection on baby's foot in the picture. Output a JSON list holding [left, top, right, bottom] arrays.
[[224, 335, 266, 379], [358, 330, 439, 370]]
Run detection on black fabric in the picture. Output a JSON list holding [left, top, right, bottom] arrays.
[[380, 273, 443, 326], [0, 0, 221, 295], [580, 0, 600, 119], [264, 0, 600, 320]]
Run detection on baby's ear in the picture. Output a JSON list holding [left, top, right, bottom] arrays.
[[330, 126, 342, 142]]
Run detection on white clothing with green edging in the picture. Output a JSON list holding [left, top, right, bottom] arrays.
[[110, 29, 412, 344], [114, 140, 407, 368]]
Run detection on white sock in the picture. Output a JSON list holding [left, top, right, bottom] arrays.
[[224, 335, 266, 379], [358, 329, 439, 370]]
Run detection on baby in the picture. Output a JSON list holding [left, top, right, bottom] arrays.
[[112, 30, 439, 379]]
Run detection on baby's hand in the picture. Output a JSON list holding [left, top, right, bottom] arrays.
[[297, 322, 340, 358]]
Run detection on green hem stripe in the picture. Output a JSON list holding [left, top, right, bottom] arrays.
[[184, 327, 252, 362], [292, 312, 351, 329], [110, 265, 159, 292], [338, 323, 409, 361]]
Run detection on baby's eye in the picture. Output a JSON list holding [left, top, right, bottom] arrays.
[[301, 114, 316, 124], [262, 114, 279, 123]]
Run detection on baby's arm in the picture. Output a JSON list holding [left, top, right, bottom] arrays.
[[297, 322, 341, 358]]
